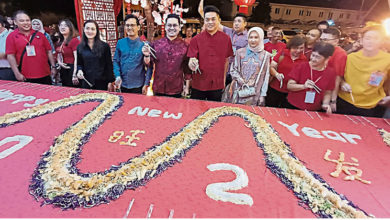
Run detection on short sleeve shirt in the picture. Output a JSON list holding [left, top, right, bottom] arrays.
[[187, 31, 233, 91], [287, 62, 336, 111], [264, 41, 286, 58], [327, 46, 347, 77], [57, 37, 80, 64], [6, 29, 51, 78], [270, 49, 307, 93]]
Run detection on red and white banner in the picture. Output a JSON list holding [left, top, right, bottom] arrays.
[[74, 0, 121, 55], [0, 80, 389, 218]]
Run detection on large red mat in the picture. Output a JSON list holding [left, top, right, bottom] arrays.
[[0, 80, 389, 218]]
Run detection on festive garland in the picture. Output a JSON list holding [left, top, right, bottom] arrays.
[[0, 92, 372, 217]]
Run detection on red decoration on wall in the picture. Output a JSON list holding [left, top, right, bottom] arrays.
[[127, 2, 131, 15], [75, 0, 119, 56], [234, 0, 255, 14]]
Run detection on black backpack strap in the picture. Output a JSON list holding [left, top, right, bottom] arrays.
[[18, 31, 38, 72]]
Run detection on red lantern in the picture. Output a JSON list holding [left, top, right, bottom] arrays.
[[234, 0, 256, 15]]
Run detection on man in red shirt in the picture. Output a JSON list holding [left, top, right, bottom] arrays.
[[320, 27, 347, 112], [187, 6, 233, 101], [304, 28, 321, 60], [286, 42, 336, 113], [264, 27, 286, 58], [6, 10, 56, 84]]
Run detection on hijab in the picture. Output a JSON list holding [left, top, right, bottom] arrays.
[[31, 19, 45, 34], [247, 27, 264, 53]]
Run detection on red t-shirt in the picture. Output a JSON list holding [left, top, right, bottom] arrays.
[[304, 46, 313, 60], [56, 37, 80, 64], [270, 49, 307, 93], [6, 29, 51, 79], [187, 31, 233, 91], [287, 62, 336, 111], [264, 41, 286, 58], [327, 46, 347, 77]]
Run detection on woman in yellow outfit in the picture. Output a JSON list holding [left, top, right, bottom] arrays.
[[337, 26, 390, 117]]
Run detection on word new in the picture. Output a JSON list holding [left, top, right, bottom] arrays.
[[128, 106, 183, 120], [278, 121, 362, 144], [0, 89, 49, 107]]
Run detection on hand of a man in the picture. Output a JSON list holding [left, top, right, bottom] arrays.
[[142, 85, 149, 95], [340, 82, 352, 93], [115, 77, 122, 88], [142, 45, 151, 57], [188, 58, 199, 72], [15, 72, 26, 82]]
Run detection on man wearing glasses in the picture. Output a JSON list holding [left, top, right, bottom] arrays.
[[320, 27, 347, 112], [142, 14, 191, 98], [113, 14, 152, 94]]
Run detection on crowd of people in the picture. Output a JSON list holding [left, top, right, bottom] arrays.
[[1, 5, 390, 118]]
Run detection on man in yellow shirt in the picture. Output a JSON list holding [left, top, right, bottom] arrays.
[[338, 26, 390, 117]]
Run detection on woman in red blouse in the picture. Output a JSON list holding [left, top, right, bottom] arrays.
[[286, 42, 336, 113], [266, 36, 307, 107], [57, 19, 80, 87]]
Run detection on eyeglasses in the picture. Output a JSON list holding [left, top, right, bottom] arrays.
[[125, 24, 138, 28], [166, 24, 179, 28], [320, 38, 337, 42]]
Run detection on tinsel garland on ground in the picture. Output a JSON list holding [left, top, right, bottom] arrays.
[[0, 93, 372, 217]]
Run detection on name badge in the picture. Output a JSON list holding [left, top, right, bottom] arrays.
[[368, 71, 384, 87], [304, 91, 316, 104], [26, 45, 36, 57]]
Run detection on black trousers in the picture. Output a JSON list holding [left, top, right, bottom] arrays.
[[266, 87, 288, 108], [282, 101, 299, 110], [191, 88, 222, 102], [60, 64, 79, 88], [0, 68, 16, 81], [81, 79, 109, 91], [121, 86, 143, 94], [336, 97, 386, 118], [26, 75, 52, 85], [154, 93, 182, 98]]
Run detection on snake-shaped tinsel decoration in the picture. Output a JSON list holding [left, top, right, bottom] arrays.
[[0, 93, 371, 218]]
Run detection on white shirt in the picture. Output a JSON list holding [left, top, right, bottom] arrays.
[[0, 29, 10, 68]]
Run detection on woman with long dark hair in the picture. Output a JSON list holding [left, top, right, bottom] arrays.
[[76, 20, 114, 91], [57, 19, 80, 87]]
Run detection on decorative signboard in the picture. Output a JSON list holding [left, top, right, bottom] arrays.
[[75, 0, 118, 54], [0, 80, 390, 218]]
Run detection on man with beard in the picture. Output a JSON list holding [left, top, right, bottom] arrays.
[[187, 5, 233, 101], [304, 28, 321, 60], [6, 10, 56, 84], [142, 14, 191, 98], [113, 14, 152, 94]]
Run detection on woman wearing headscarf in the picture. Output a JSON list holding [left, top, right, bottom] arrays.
[[222, 27, 271, 106], [32, 19, 55, 53]]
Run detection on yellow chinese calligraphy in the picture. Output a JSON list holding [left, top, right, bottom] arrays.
[[120, 130, 145, 146], [324, 149, 371, 185], [108, 130, 145, 147]]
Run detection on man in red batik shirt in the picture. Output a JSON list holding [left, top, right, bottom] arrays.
[[187, 5, 233, 101]]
